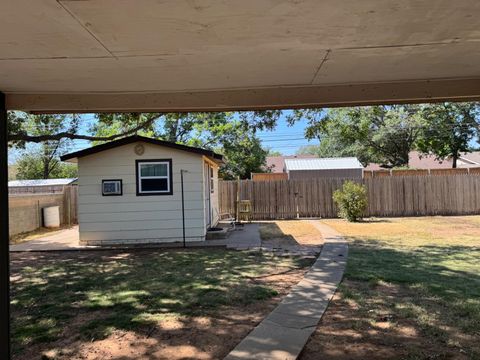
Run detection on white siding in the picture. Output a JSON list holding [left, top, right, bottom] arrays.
[[77, 141, 207, 245]]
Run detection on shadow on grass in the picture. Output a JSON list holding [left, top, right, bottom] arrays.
[[341, 238, 480, 355], [10, 248, 312, 359], [300, 237, 480, 360]]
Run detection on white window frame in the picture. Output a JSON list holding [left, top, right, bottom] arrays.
[[136, 160, 172, 195]]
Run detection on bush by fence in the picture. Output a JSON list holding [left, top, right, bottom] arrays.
[[219, 175, 480, 219]]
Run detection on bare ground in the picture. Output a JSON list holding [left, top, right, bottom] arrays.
[[300, 216, 480, 360], [300, 280, 474, 360], [259, 220, 324, 248], [11, 249, 311, 360]]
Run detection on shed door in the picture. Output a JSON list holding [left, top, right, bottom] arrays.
[[204, 162, 212, 229]]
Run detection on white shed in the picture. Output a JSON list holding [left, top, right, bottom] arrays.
[[61, 135, 223, 246]]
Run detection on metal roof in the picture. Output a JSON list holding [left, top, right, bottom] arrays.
[[8, 178, 77, 187], [266, 155, 318, 173], [285, 158, 363, 171]]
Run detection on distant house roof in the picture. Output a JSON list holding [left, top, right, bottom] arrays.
[[407, 151, 453, 169], [266, 155, 317, 173], [8, 178, 77, 187], [364, 150, 480, 170], [285, 157, 363, 171], [365, 151, 453, 170], [460, 151, 480, 165], [61, 135, 223, 163]]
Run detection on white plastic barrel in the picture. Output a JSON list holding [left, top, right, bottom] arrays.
[[43, 206, 60, 228]]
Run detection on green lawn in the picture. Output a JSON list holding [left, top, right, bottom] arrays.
[[301, 216, 480, 359], [11, 248, 312, 358]]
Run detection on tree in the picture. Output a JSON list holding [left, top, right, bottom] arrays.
[[416, 103, 480, 168], [8, 111, 157, 145], [218, 129, 269, 179], [9, 111, 280, 179], [11, 114, 78, 179], [8, 110, 281, 144], [289, 106, 426, 168], [266, 149, 282, 156], [90, 112, 271, 179], [16, 153, 77, 180]]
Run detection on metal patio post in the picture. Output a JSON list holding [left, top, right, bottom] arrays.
[[0, 92, 10, 359]]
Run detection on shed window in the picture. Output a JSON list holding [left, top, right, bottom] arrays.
[[136, 159, 172, 195]]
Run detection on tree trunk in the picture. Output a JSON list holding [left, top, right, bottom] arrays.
[[452, 155, 457, 168], [43, 159, 49, 179]]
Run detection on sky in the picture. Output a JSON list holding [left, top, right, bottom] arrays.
[[256, 110, 318, 155]]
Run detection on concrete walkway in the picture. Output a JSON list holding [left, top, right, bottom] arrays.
[[224, 221, 348, 360], [9, 226, 91, 252]]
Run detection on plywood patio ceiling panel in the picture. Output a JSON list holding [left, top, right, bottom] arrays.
[[60, 0, 480, 57], [0, 0, 110, 59], [313, 42, 480, 85], [0, 48, 325, 92], [1, 0, 480, 110]]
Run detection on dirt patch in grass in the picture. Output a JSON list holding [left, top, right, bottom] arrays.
[[11, 248, 313, 360], [301, 279, 477, 360], [259, 220, 323, 248]]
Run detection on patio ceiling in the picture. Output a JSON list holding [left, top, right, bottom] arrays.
[[1, 0, 480, 112]]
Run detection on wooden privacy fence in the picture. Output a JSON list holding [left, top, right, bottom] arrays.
[[219, 175, 480, 219], [364, 167, 480, 178], [251, 173, 289, 181]]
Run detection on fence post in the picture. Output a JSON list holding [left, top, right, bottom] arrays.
[[66, 187, 71, 226], [37, 200, 40, 228]]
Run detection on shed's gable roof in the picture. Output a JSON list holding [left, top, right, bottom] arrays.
[[285, 157, 363, 171], [61, 135, 223, 163]]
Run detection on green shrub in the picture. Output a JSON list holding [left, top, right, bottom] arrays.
[[333, 181, 368, 222]]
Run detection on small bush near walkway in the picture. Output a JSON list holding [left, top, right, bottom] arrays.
[[333, 181, 368, 222]]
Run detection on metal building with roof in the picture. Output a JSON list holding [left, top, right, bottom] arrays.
[[284, 157, 363, 179], [8, 178, 78, 194]]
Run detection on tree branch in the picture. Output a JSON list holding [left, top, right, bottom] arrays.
[[8, 117, 157, 143]]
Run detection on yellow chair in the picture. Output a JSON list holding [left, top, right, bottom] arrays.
[[237, 200, 253, 222]]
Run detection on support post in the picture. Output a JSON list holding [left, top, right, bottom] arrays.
[[0, 92, 10, 359], [180, 170, 186, 248]]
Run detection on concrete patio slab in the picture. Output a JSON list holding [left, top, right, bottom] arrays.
[[9, 226, 89, 252], [226, 224, 262, 250], [9, 226, 230, 252], [224, 221, 348, 360]]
